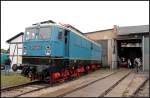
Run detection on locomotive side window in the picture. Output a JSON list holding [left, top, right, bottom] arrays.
[[58, 29, 64, 40], [58, 32, 63, 40], [91, 43, 93, 50]]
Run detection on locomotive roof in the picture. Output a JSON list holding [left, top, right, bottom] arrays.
[[25, 23, 101, 47]]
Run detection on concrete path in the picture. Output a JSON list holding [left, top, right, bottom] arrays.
[[64, 69, 131, 97], [105, 71, 148, 97], [122, 72, 148, 97], [134, 80, 149, 97]]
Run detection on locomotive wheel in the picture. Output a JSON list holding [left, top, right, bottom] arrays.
[[12, 64, 18, 72], [1, 64, 5, 70], [97, 64, 101, 69], [91, 64, 96, 71], [85, 65, 90, 73]]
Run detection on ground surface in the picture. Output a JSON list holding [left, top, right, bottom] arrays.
[[19, 68, 116, 97], [1, 71, 30, 88], [134, 80, 149, 97], [1, 68, 149, 97]]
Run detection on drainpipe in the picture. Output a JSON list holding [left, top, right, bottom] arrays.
[[111, 25, 118, 70], [142, 36, 144, 71]]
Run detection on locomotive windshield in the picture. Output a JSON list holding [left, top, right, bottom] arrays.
[[39, 27, 51, 40], [25, 28, 37, 40], [25, 26, 51, 40]]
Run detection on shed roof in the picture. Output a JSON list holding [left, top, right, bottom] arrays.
[[84, 29, 113, 34], [6, 32, 24, 43], [117, 25, 149, 35]]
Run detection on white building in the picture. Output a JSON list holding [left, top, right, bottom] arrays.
[[6, 32, 24, 68]]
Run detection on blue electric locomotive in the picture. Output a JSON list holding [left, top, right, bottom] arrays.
[[12, 20, 102, 83]]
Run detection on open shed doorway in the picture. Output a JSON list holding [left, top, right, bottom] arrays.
[[117, 39, 142, 68]]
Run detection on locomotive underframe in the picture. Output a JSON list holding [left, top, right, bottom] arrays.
[[18, 56, 101, 83]]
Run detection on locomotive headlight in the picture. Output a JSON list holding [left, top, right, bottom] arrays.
[[45, 50, 51, 55], [45, 45, 50, 50], [45, 45, 51, 55], [23, 50, 27, 55], [23, 46, 27, 55]]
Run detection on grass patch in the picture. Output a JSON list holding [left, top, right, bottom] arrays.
[[1, 71, 30, 88]]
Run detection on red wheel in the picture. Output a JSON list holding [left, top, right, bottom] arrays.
[[97, 64, 101, 68], [91, 64, 96, 70]]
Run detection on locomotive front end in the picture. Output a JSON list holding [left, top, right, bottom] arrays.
[[12, 23, 53, 81]]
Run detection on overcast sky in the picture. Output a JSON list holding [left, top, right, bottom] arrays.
[[1, 1, 149, 50]]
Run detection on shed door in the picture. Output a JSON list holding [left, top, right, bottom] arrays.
[[97, 40, 108, 67]]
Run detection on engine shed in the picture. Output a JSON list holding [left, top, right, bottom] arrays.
[[85, 25, 149, 71], [116, 25, 149, 71]]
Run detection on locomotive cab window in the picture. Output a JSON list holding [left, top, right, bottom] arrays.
[[39, 27, 51, 40], [25, 28, 36, 40], [25, 26, 51, 40]]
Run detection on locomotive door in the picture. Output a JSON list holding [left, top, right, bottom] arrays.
[[64, 29, 69, 57]]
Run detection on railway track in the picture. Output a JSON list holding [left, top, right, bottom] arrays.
[[3, 69, 146, 97], [58, 70, 148, 97], [133, 79, 149, 97], [61, 69, 132, 97], [1, 81, 51, 97], [57, 70, 120, 97], [1, 81, 40, 92], [1, 68, 117, 97], [1, 69, 111, 97]]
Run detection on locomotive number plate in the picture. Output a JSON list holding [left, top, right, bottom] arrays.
[[31, 45, 41, 50]]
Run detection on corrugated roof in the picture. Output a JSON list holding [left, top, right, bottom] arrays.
[[6, 32, 24, 43], [117, 25, 149, 35]]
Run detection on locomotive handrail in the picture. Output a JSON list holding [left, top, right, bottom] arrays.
[[32, 20, 56, 25]]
